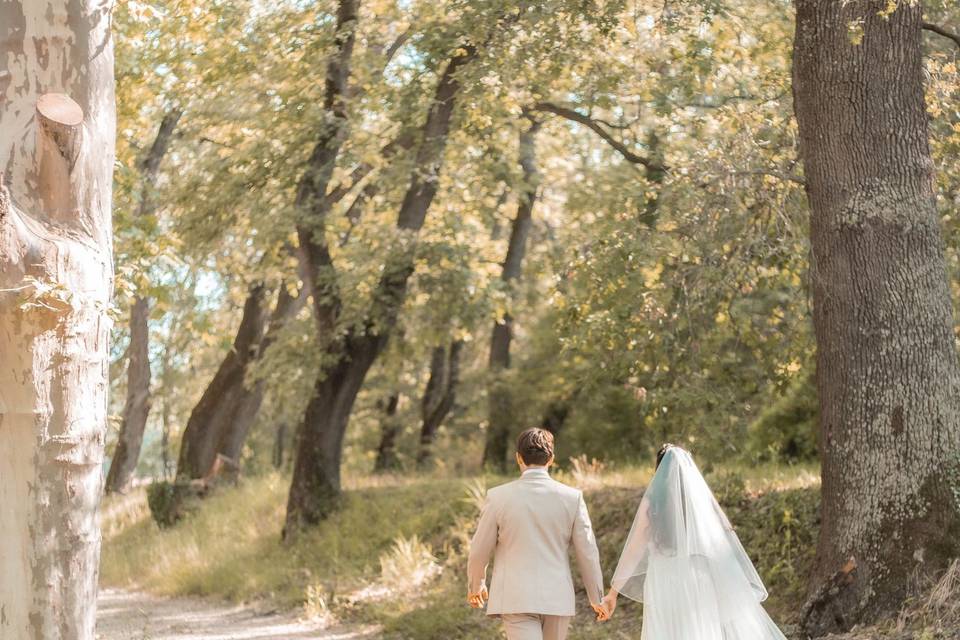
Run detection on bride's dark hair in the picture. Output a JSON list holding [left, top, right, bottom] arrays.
[[656, 443, 675, 469]]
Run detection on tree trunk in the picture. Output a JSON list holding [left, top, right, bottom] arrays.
[[105, 108, 182, 494], [175, 284, 269, 480], [174, 280, 302, 481], [215, 283, 303, 466], [792, 2, 960, 634], [0, 2, 115, 638], [284, 45, 477, 538], [104, 295, 152, 492], [272, 422, 287, 469], [160, 389, 173, 480], [418, 340, 465, 467], [540, 397, 573, 435], [374, 392, 402, 472], [483, 119, 541, 470]]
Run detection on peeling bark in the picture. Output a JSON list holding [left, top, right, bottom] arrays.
[[483, 120, 541, 470], [792, 2, 960, 634], [0, 2, 115, 638], [105, 108, 182, 494]]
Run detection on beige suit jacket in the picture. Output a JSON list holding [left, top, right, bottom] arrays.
[[467, 468, 605, 616]]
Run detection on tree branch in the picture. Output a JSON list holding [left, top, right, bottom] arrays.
[[532, 101, 665, 172], [923, 22, 960, 49], [294, 0, 359, 335], [732, 169, 806, 185]]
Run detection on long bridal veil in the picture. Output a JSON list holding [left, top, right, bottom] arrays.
[[611, 446, 787, 640]]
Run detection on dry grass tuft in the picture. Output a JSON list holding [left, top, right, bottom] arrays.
[[896, 560, 960, 634]]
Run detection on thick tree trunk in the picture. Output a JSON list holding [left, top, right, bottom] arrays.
[[284, 45, 476, 537], [175, 284, 269, 480], [105, 108, 181, 494], [418, 340, 465, 467], [483, 119, 541, 470], [374, 392, 402, 472], [0, 2, 115, 638], [793, 2, 960, 634]]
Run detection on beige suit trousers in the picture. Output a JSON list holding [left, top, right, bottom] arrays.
[[501, 613, 571, 640]]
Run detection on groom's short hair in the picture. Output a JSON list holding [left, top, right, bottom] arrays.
[[517, 428, 554, 466]]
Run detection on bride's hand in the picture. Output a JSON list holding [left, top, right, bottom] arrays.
[[601, 589, 618, 617]]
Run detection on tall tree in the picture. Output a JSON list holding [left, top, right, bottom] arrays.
[[792, 2, 960, 633], [285, 41, 478, 536], [0, 2, 115, 638], [417, 340, 465, 467], [483, 118, 542, 470], [105, 108, 182, 494]]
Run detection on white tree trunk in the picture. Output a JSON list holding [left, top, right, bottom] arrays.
[[0, 2, 115, 638]]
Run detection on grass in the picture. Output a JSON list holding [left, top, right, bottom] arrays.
[[100, 473, 473, 608], [100, 463, 823, 638]]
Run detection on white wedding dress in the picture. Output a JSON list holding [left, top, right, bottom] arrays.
[[611, 447, 787, 640]]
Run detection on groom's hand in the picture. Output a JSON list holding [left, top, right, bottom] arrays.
[[467, 587, 488, 608]]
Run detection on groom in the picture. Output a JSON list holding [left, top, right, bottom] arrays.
[[467, 428, 608, 640]]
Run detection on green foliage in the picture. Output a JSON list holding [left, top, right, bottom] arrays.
[[145, 481, 184, 528], [747, 371, 818, 463], [108, 0, 960, 503], [146, 481, 205, 528]]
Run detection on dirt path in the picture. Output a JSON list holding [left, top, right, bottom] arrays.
[[96, 589, 379, 640]]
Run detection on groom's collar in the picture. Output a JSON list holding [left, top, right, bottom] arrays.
[[521, 467, 550, 479]]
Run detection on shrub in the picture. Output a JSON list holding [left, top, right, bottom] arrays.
[[747, 372, 818, 463]]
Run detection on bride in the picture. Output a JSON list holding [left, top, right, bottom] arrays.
[[601, 444, 788, 640]]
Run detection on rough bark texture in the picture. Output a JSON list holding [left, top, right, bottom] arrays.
[[373, 393, 402, 472], [792, 2, 960, 634], [483, 120, 541, 470], [417, 340, 465, 467], [284, 44, 477, 537], [175, 284, 269, 480], [105, 108, 181, 494], [0, 2, 115, 638]]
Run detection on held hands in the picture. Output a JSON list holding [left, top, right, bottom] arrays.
[[467, 586, 488, 609], [592, 587, 617, 622], [467, 585, 616, 621], [599, 588, 618, 620], [591, 602, 609, 622]]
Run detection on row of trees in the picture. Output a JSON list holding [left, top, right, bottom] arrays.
[[1, 0, 959, 638], [109, 0, 960, 633]]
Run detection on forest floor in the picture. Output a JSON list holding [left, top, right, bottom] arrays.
[[95, 588, 378, 640]]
